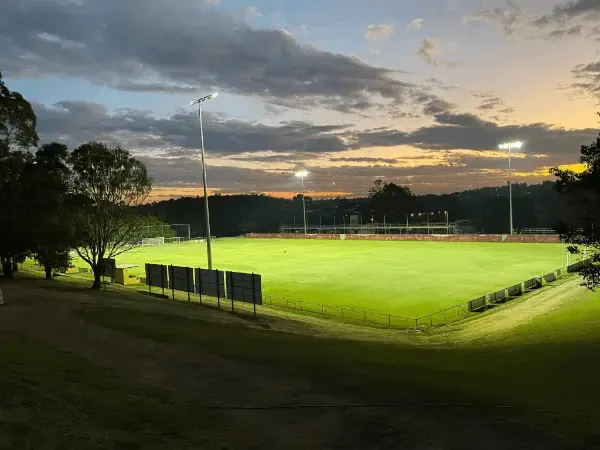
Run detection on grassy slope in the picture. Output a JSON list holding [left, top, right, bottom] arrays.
[[73, 239, 568, 318], [77, 305, 600, 441], [0, 333, 222, 449], [506, 283, 600, 344], [2, 274, 600, 448]]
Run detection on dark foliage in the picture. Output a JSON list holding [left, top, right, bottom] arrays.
[[550, 113, 600, 290], [69, 142, 152, 289]]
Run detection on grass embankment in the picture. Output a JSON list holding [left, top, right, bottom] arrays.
[[1, 272, 599, 448]]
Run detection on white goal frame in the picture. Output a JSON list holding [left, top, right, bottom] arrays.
[[141, 237, 165, 247]]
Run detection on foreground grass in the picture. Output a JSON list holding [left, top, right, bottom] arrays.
[[0, 333, 220, 449], [78, 305, 600, 444], [506, 285, 600, 343], [72, 238, 569, 318]]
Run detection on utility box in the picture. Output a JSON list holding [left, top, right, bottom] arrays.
[[115, 264, 140, 286]]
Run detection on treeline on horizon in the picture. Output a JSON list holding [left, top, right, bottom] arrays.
[[139, 179, 580, 237]]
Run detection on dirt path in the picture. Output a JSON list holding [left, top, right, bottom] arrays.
[[0, 280, 586, 449]]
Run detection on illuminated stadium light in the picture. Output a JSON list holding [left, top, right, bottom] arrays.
[[499, 140, 525, 235], [188, 92, 219, 269], [294, 171, 309, 234], [499, 141, 523, 151]]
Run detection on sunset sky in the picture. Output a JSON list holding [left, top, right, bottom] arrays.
[[1, 0, 599, 200]]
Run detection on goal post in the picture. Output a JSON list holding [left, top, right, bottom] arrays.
[[136, 224, 191, 246], [141, 237, 165, 247]]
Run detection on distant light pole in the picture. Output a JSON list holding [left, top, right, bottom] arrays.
[[445, 210, 449, 234], [427, 212, 433, 234], [295, 170, 309, 235], [189, 92, 219, 269], [499, 141, 523, 235]]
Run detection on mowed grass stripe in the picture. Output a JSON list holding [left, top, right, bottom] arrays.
[[73, 238, 568, 318]]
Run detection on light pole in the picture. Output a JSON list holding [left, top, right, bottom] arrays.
[[445, 210, 449, 234], [189, 92, 219, 269], [295, 170, 309, 235], [499, 141, 523, 235], [427, 212, 433, 234]]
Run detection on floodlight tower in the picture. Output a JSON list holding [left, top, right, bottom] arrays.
[[499, 141, 523, 235], [189, 92, 219, 269], [295, 170, 309, 235], [444, 210, 449, 234]]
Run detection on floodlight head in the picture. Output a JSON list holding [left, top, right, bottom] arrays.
[[499, 141, 524, 150], [295, 170, 309, 178], [188, 92, 219, 107]]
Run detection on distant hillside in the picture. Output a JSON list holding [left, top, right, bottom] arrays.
[[138, 181, 577, 237]]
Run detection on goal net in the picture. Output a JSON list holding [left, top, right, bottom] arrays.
[[141, 237, 165, 247]]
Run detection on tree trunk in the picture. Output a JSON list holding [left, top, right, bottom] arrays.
[[44, 263, 53, 280], [1, 258, 13, 278], [12, 258, 18, 273], [92, 265, 102, 290]]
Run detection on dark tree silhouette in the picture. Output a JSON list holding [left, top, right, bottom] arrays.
[[368, 179, 415, 222], [0, 73, 39, 276], [25, 143, 74, 279], [0, 71, 38, 155], [69, 142, 152, 289], [551, 113, 600, 290]]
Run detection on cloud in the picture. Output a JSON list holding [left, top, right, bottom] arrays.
[[136, 153, 546, 197], [548, 24, 583, 37], [417, 39, 438, 65], [355, 112, 598, 159], [571, 60, 600, 101], [420, 96, 456, 116], [31, 99, 597, 196], [408, 18, 424, 30], [533, 0, 600, 26], [0, 0, 422, 113], [465, 3, 522, 35], [472, 92, 512, 115], [328, 157, 398, 165], [36, 99, 596, 165], [425, 78, 458, 91], [34, 101, 351, 155], [364, 24, 395, 40], [416, 39, 455, 67]]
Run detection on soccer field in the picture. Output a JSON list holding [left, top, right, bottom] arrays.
[[76, 238, 568, 318]]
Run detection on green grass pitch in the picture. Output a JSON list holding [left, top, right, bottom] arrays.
[[73, 238, 569, 318]]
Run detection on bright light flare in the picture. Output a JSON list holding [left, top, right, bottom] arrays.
[[295, 170, 309, 178], [499, 141, 524, 150]]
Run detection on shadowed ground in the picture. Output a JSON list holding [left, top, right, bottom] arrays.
[[0, 274, 598, 449]]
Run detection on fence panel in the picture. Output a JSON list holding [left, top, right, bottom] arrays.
[[523, 278, 540, 290], [145, 263, 168, 290], [195, 268, 225, 298], [507, 283, 523, 297], [168, 265, 194, 293], [542, 272, 557, 284], [468, 296, 486, 312], [225, 272, 262, 305], [487, 289, 506, 304]]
